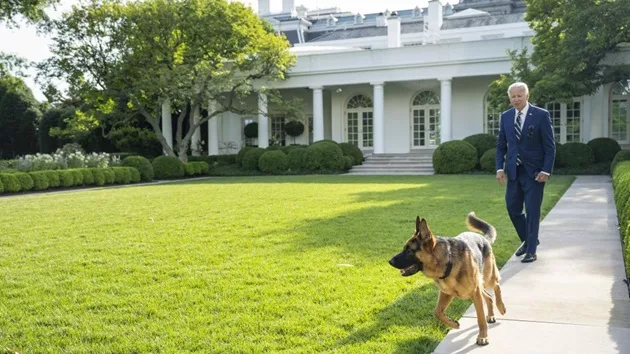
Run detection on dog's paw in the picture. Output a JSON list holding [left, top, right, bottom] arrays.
[[476, 337, 489, 346], [498, 303, 506, 315], [486, 315, 496, 323], [448, 319, 460, 329]]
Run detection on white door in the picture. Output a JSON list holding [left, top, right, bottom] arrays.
[[543, 101, 582, 144], [346, 95, 374, 150], [411, 91, 441, 149]]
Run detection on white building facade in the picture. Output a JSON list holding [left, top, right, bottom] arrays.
[[174, 0, 630, 156]]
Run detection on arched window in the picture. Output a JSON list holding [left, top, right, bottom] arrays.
[[346, 95, 373, 148], [412, 91, 440, 105]]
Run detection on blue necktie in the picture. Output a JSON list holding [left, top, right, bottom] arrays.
[[515, 111, 522, 165]]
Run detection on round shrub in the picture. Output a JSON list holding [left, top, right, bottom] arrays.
[[90, 168, 106, 186], [244, 122, 258, 139], [58, 170, 75, 188], [432, 140, 477, 174], [259, 150, 288, 174], [556, 142, 594, 168], [0, 177, 4, 193], [152, 156, 185, 179], [29, 171, 49, 190], [102, 169, 115, 185], [237, 147, 256, 167], [285, 120, 305, 137], [480, 148, 497, 173], [612, 150, 630, 174], [287, 147, 308, 171], [242, 148, 266, 171], [111, 167, 132, 184], [304, 141, 345, 171], [266, 145, 283, 151], [339, 142, 363, 166], [312, 139, 340, 147], [129, 167, 141, 183], [0, 174, 21, 193], [190, 161, 209, 175], [282, 144, 307, 155], [123, 156, 154, 182], [463, 134, 497, 161], [343, 155, 354, 170], [588, 137, 621, 163], [13, 172, 34, 191], [70, 169, 84, 186], [45, 171, 60, 188], [80, 168, 94, 185], [184, 163, 196, 176]]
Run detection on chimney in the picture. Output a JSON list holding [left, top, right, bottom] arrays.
[[428, 0, 443, 32], [376, 12, 388, 27], [282, 0, 295, 14], [387, 12, 401, 48], [258, 0, 270, 16], [296, 5, 308, 17]]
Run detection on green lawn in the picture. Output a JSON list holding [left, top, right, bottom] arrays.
[[0, 175, 574, 353]]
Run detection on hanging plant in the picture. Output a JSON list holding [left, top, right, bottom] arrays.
[[244, 122, 258, 138]]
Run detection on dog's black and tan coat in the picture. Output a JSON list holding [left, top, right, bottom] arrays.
[[389, 212, 506, 346]]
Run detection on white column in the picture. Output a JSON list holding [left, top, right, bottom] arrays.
[[311, 86, 324, 142], [207, 99, 219, 155], [191, 104, 201, 156], [439, 78, 452, 143], [372, 82, 385, 154], [582, 96, 591, 143], [258, 93, 269, 148], [161, 98, 173, 153]]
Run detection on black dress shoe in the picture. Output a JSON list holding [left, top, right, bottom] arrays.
[[515, 240, 540, 257], [521, 253, 537, 263]]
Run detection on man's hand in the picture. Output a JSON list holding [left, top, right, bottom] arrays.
[[496, 171, 506, 186], [535, 173, 549, 183]]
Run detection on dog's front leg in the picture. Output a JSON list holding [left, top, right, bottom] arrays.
[[472, 287, 489, 345], [434, 291, 459, 329]]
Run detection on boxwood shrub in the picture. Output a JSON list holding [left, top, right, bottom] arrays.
[[242, 148, 266, 171], [432, 140, 477, 174], [90, 168, 106, 186], [123, 156, 154, 182], [480, 148, 497, 173], [0, 174, 21, 193], [339, 142, 363, 166], [152, 156, 185, 179], [588, 137, 621, 163], [287, 147, 308, 171], [259, 150, 288, 174], [29, 171, 50, 190], [304, 141, 344, 172], [463, 133, 497, 161]]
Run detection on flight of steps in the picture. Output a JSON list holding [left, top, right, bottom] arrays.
[[346, 150, 435, 175]]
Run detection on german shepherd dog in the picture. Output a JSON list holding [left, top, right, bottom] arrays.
[[388, 212, 505, 346]]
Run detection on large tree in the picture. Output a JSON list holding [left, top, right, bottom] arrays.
[[0, 0, 59, 24], [0, 75, 40, 157], [489, 0, 630, 111], [40, 0, 295, 161]]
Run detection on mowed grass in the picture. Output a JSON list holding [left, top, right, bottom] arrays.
[[0, 175, 574, 353]]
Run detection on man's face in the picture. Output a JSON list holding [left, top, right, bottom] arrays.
[[509, 87, 528, 111]]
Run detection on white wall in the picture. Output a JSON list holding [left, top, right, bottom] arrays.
[[451, 76, 498, 140]]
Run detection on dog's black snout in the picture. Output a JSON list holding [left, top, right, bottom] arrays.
[[388, 257, 396, 267]]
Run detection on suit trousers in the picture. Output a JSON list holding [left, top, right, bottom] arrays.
[[505, 164, 546, 254]]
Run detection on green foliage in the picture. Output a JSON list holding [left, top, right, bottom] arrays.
[[12, 172, 34, 191], [343, 156, 354, 171], [284, 120, 304, 137], [41, 0, 295, 162], [480, 148, 497, 173], [70, 169, 84, 186], [0, 0, 58, 24], [184, 163, 195, 176], [0, 173, 21, 193], [90, 168, 106, 186], [44, 170, 60, 188], [287, 147, 308, 171], [129, 167, 141, 183], [242, 148, 266, 171], [109, 127, 163, 158], [38, 107, 74, 153], [304, 142, 344, 172], [259, 150, 288, 174], [244, 122, 259, 139], [185, 161, 210, 175], [102, 169, 115, 185], [282, 144, 308, 155], [152, 156, 185, 179], [338, 142, 363, 166], [237, 147, 256, 166], [612, 150, 630, 174], [80, 168, 94, 185], [0, 76, 40, 158], [587, 137, 621, 163], [122, 156, 154, 182], [111, 167, 132, 184], [59, 170, 75, 187], [28, 171, 50, 190], [556, 142, 594, 168], [433, 140, 477, 174], [463, 134, 497, 161]]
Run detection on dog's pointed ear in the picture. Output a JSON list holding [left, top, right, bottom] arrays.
[[415, 216, 421, 232], [418, 218, 433, 240]]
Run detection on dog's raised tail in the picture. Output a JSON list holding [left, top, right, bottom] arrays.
[[466, 212, 497, 244]]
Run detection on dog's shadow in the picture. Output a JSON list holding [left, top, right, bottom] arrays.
[[337, 283, 472, 354]]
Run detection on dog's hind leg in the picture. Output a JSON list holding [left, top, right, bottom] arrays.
[[482, 290, 496, 323], [493, 283, 506, 315], [472, 287, 489, 346], [434, 291, 460, 329]]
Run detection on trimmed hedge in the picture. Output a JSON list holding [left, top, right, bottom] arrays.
[[556, 142, 594, 168], [343, 156, 354, 170], [304, 141, 344, 172], [102, 169, 115, 185], [242, 148, 266, 171], [611, 160, 630, 284], [45, 171, 60, 188], [0, 174, 21, 193], [612, 150, 630, 174], [59, 170, 75, 187], [287, 147, 308, 171], [70, 169, 84, 186], [29, 171, 49, 190], [259, 150, 288, 174], [237, 147, 256, 167], [480, 148, 497, 173], [14, 172, 34, 191], [123, 156, 154, 182], [339, 142, 363, 166], [0, 177, 3, 193], [433, 140, 477, 174], [80, 168, 94, 185], [463, 134, 497, 161], [111, 167, 133, 184], [588, 137, 621, 163], [90, 168, 106, 186], [152, 156, 185, 179]]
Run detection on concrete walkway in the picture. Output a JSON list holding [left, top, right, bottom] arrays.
[[433, 176, 630, 354]]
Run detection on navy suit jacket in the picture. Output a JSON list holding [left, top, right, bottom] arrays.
[[496, 105, 556, 181]]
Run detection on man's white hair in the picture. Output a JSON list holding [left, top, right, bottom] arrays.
[[507, 82, 529, 95]]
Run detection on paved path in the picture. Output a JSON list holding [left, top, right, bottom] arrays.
[[433, 176, 630, 354]]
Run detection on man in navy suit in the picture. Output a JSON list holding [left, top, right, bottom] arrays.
[[496, 82, 556, 263]]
